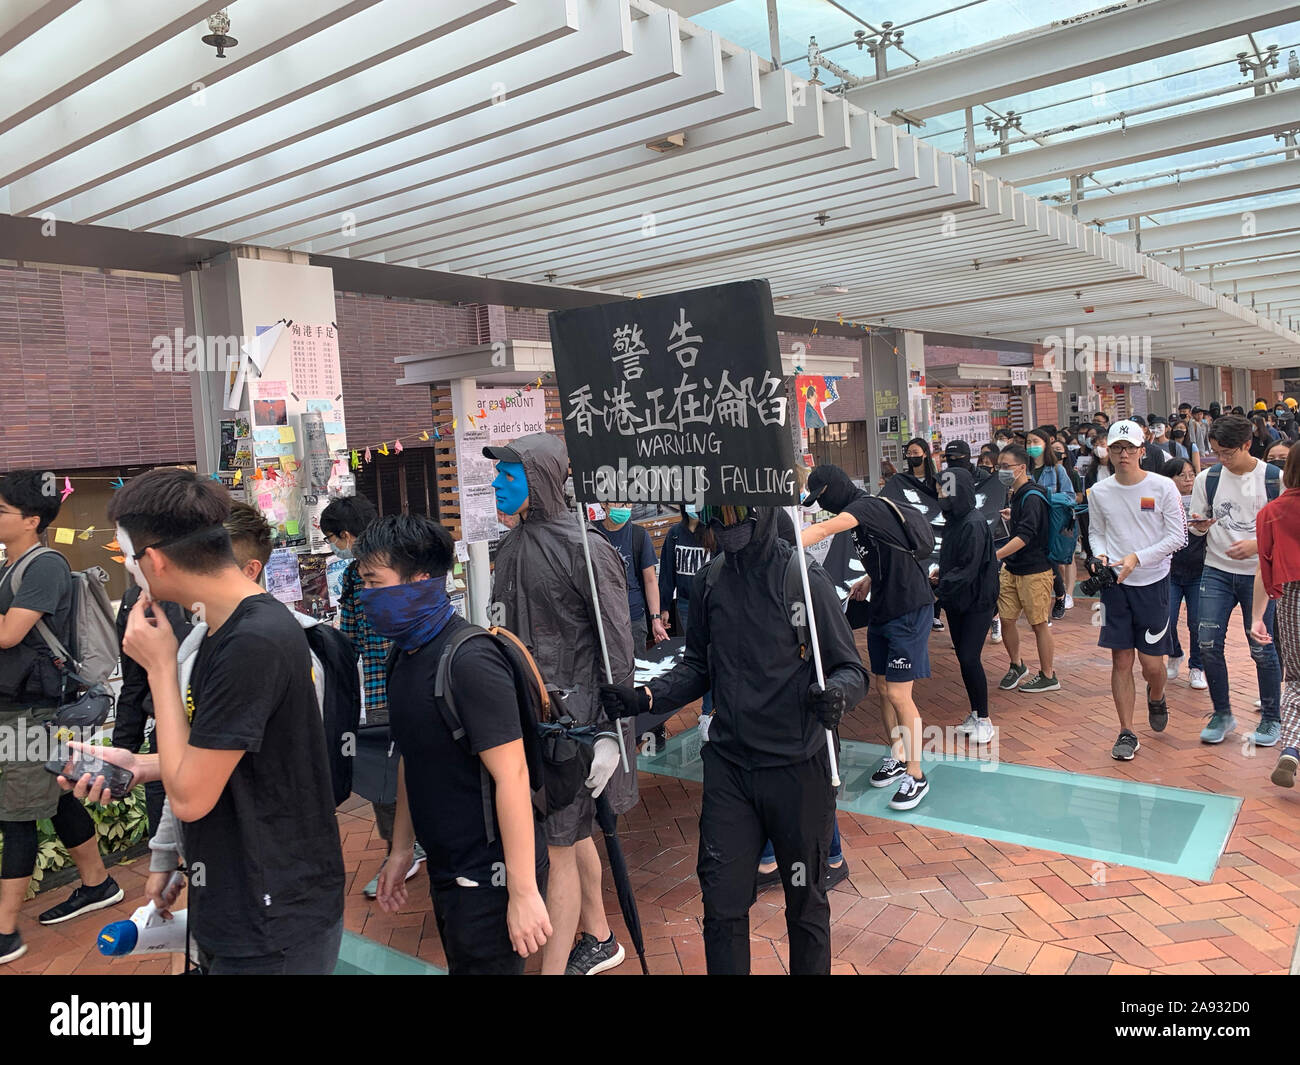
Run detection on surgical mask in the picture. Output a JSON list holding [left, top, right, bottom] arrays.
[[1026, 444, 1044, 458], [1096, 446, 1108, 460], [332, 544, 353, 560], [712, 519, 755, 554], [684, 505, 699, 519], [607, 507, 632, 525], [997, 469, 1017, 487], [491, 460, 529, 515], [115, 525, 152, 601], [994, 439, 1008, 450]]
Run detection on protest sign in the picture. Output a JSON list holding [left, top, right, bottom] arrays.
[[549, 280, 797, 506]]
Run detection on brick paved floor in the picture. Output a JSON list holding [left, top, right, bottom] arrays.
[[6, 603, 1298, 975]]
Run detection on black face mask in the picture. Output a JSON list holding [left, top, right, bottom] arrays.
[[907, 455, 926, 470], [712, 519, 755, 554]]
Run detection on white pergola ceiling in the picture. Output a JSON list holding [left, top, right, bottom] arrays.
[[2, 0, 1299, 368]]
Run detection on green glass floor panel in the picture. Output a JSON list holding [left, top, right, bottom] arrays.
[[639, 734, 1241, 882], [334, 931, 444, 975]]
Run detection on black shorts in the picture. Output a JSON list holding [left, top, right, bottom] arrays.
[[1098, 577, 1175, 655]]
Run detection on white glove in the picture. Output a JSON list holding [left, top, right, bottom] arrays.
[[585, 736, 621, 798]]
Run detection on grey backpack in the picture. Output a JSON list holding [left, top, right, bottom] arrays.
[[8, 546, 118, 688]]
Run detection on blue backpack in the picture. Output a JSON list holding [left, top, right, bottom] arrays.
[[1204, 462, 1281, 509], [1022, 480, 1079, 565]]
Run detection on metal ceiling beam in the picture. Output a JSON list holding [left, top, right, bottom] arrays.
[[1112, 202, 1300, 252], [1189, 255, 1300, 281], [1073, 159, 1300, 225], [980, 87, 1300, 187], [0, 0, 78, 58], [1154, 232, 1300, 267], [842, 0, 1300, 121]]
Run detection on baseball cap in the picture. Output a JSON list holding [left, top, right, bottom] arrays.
[[944, 439, 971, 462], [482, 444, 522, 463], [1107, 420, 1145, 448]]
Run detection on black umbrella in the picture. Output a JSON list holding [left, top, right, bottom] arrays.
[[595, 792, 649, 975]]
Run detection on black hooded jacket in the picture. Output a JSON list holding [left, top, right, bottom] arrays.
[[935, 468, 999, 614], [646, 507, 868, 770]]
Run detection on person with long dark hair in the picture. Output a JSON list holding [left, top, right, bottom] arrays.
[[1028, 427, 1074, 619], [1161, 457, 1208, 691]]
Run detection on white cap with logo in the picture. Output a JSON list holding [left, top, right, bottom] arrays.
[[1107, 420, 1145, 448]]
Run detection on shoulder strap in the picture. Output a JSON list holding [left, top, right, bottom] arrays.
[[782, 553, 812, 661], [7, 547, 77, 669], [1205, 465, 1221, 509], [432, 624, 500, 844]]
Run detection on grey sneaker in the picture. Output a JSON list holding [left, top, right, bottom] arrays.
[[1200, 712, 1236, 744], [565, 931, 625, 976], [998, 662, 1028, 690], [974, 718, 996, 745], [1111, 730, 1140, 760], [1146, 684, 1168, 733], [954, 712, 980, 736], [1272, 753, 1299, 788], [1020, 671, 1061, 693], [1252, 719, 1282, 747], [363, 846, 425, 899]]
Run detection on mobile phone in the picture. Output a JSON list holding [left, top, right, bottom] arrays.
[[45, 745, 135, 795]]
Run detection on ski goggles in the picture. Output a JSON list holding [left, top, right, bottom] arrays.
[[698, 505, 752, 527]]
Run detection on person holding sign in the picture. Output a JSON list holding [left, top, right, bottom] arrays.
[[801, 464, 935, 812], [599, 505, 867, 975], [486, 434, 636, 977]]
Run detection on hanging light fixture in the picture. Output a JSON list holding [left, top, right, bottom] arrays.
[[202, 9, 238, 58]]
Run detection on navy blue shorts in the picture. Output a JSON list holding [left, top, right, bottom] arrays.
[[1099, 577, 1175, 655], [866, 604, 933, 682]]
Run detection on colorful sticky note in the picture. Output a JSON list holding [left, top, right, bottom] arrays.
[[280, 457, 299, 473], [322, 422, 344, 435], [257, 492, 274, 508], [286, 520, 300, 535], [278, 426, 296, 444], [54, 527, 75, 544], [306, 398, 333, 412]]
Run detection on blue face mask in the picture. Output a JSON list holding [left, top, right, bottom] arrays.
[[684, 505, 699, 519], [607, 507, 632, 525], [492, 461, 529, 515], [358, 579, 456, 652]]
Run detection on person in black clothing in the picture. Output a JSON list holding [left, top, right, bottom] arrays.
[[112, 587, 191, 837], [599, 505, 867, 976], [358, 515, 551, 974], [802, 464, 933, 810], [898, 437, 944, 631], [657, 505, 713, 726], [79, 468, 345, 974], [935, 467, 1000, 745]]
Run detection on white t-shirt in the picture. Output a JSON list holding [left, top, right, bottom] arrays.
[[1085, 472, 1187, 586], [1189, 459, 1271, 575]]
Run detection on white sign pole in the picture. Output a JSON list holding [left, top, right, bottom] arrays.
[[788, 505, 841, 787], [577, 507, 631, 773]]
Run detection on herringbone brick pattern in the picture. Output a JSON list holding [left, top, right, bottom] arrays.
[[8, 605, 1298, 975]]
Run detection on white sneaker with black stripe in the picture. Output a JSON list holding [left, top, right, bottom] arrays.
[[888, 773, 928, 811]]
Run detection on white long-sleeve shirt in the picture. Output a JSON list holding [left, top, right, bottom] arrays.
[[1086, 472, 1187, 586]]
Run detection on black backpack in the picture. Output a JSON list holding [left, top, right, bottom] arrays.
[[389, 623, 592, 845], [302, 623, 361, 807]]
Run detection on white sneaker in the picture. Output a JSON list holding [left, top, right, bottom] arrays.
[[990, 617, 1003, 643], [1256, 699, 1263, 709], [1189, 668, 1207, 690], [1064, 595, 1074, 610], [955, 712, 979, 736], [974, 718, 996, 745], [1167, 656, 1183, 681]]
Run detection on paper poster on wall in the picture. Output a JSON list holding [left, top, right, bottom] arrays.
[[265, 548, 304, 605], [460, 483, 501, 544], [326, 557, 351, 602], [252, 380, 289, 426], [936, 411, 993, 449], [950, 392, 973, 413], [473, 387, 547, 443], [294, 554, 332, 619], [795, 374, 836, 430], [289, 323, 342, 400]]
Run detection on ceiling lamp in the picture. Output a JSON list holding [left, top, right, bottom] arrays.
[[202, 9, 238, 59]]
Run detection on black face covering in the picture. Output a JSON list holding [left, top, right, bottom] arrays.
[[712, 519, 756, 554], [907, 455, 926, 470], [804, 464, 861, 514]]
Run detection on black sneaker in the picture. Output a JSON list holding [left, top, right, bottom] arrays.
[[1111, 730, 1140, 760], [0, 930, 26, 965], [564, 931, 625, 976], [869, 757, 907, 788], [37, 876, 124, 926], [889, 773, 929, 811], [652, 725, 667, 752], [823, 862, 850, 890], [756, 866, 781, 889], [1146, 684, 1168, 733], [1051, 597, 1066, 621], [931, 616, 945, 631]]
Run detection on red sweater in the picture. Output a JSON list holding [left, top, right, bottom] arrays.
[[1256, 488, 1300, 598]]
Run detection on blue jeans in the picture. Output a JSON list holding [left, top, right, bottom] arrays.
[[1168, 574, 1202, 671], [1198, 565, 1280, 722], [762, 817, 842, 866], [677, 600, 713, 715]]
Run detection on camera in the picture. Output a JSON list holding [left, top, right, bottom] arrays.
[[1078, 555, 1118, 597]]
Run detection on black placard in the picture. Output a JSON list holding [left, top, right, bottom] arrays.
[[548, 280, 797, 506]]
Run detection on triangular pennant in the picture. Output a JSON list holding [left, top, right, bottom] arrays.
[[104, 540, 120, 551], [111, 555, 126, 564], [77, 526, 95, 541], [61, 476, 74, 502], [364, 446, 372, 462], [110, 477, 125, 490], [350, 449, 361, 470], [394, 439, 403, 454], [418, 430, 430, 442]]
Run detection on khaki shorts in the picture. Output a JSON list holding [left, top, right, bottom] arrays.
[[998, 568, 1055, 627], [544, 717, 638, 848], [0, 705, 63, 821]]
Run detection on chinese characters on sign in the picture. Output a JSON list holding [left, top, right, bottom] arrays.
[[550, 280, 797, 506], [289, 323, 342, 399], [936, 411, 992, 448]]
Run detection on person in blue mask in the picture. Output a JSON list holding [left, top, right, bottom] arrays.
[[360, 514, 552, 974], [486, 434, 636, 976]]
